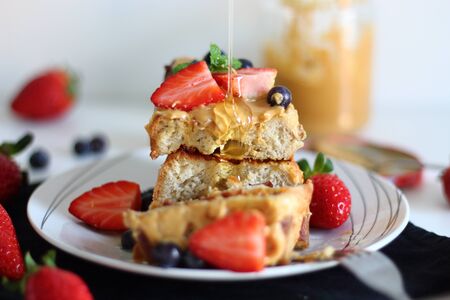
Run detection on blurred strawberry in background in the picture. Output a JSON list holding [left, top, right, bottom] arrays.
[[10, 69, 78, 121]]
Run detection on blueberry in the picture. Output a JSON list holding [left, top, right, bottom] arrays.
[[121, 230, 135, 251], [203, 49, 226, 65], [141, 188, 154, 211], [89, 135, 108, 153], [73, 139, 90, 156], [29, 149, 49, 169], [181, 251, 206, 269], [267, 86, 292, 109], [150, 243, 181, 268], [238, 58, 253, 69]]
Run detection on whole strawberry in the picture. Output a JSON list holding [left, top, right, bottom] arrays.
[[2, 251, 93, 300], [441, 167, 450, 203], [26, 266, 93, 300], [298, 153, 352, 229], [0, 133, 33, 204], [0, 204, 25, 280], [11, 69, 78, 121]]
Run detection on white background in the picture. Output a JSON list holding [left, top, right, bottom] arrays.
[[0, 0, 450, 110]]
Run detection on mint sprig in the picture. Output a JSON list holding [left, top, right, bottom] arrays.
[[171, 62, 192, 75], [208, 43, 241, 72], [298, 152, 334, 180]]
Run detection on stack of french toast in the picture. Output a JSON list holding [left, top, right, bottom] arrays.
[[124, 48, 313, 270]]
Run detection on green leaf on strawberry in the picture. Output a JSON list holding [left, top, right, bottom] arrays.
[[0, 133, 33, 157], [298, 152, 334, 180]]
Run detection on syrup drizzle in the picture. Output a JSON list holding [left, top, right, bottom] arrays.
[[221, 0, 250, 159]]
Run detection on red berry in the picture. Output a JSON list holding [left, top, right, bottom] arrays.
[[442, 167, 450, 203], [310, 174, 351, 229], [26, 266, 93, 300], [212, 68, 277, 99], [0, 155, 22, 204], [11, 69, 76, 121], [68, 181, 141, 231], [189, 211, 266, 272], [151, 61, 225, 111], [0, 204, 25, 280]]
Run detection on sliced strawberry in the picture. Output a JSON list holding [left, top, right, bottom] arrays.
[[68, 181, 141, 231], [188, 211, 266, 272], [213, 68, 277, 99], [151, 61, 225, 111]]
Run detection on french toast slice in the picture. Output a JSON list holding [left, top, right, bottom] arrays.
[[147, 102, 306, 161], [124, 184, 313, 267], [151, 149, 304, 208]]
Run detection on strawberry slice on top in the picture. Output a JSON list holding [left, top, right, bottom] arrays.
[[151, 61, 225, 111], [188, 210, 266, 272], [68, 181, 141, 231], [213, 68, 277, 99]]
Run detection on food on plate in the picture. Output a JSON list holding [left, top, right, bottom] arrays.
[[147, 44, 306, 160], [11, 69, 78, 121], [151, 149, 304, 208], [0, 133, 33, 204], [124, 184, 313, 270], [68, 181, 142, 231], [298, 153, 351, 229]]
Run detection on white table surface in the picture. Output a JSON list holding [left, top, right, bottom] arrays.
[[1, 101, 449, 237]]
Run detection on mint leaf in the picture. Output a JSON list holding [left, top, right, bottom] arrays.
[[208, 43, 241, 72], [232, 58, 242, 69], [171, 62, 191, 75]]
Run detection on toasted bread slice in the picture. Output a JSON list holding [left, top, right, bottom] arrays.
[[151, 150, 304, 208], [124, 184, 313, 267], [147, 103, 306, 160]]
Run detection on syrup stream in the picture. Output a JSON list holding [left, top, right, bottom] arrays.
[[227, 0, 233, 96]]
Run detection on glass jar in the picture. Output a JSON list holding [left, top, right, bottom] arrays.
[[265, 0, 373, 135]]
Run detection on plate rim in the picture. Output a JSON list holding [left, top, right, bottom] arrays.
[[27, 149, 410, 281]]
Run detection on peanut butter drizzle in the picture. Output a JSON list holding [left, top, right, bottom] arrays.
[[154, 97, 287, 139]]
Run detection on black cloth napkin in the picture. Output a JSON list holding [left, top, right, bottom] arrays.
[[1, 183, 450, 300]]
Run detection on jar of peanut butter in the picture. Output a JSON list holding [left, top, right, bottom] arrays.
[[265, 0, 373, 135]]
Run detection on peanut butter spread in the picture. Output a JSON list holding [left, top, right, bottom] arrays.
[[124, 184, 313, 266], [153, 97, 297, 140]]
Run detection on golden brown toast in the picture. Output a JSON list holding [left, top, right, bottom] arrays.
[[151, 149, 304, 208], [146, 101, 306, 161], [124, 184, 313, 267]]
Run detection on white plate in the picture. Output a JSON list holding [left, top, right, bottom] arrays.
[[27, 149, 409, 281]]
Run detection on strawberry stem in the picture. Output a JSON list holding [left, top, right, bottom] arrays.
[[298, 152, 334, 180], [1, 250, 57, 295], [0, 133, 33, 157]]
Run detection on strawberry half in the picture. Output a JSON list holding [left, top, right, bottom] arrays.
[[68, 181, 141, 231], [0, 204, 25, 280], [213, 68, 277, 99], [151, 61, 225, 111], [11, 69, 77, 121], [188, 211, 266, 272]]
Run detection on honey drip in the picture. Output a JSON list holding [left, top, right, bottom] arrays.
[[221, 0, 250, 159]]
